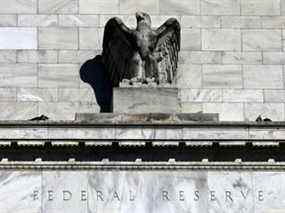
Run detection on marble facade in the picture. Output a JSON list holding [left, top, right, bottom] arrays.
[[1, 170, 285, 213]]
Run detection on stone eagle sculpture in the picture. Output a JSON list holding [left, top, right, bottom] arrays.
[[102, 12, 180, 86]]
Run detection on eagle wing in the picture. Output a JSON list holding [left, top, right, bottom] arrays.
[[154, 18, 180, 84], [102, 17, 136, 87]]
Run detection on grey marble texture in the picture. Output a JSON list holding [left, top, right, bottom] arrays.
[[113, 88, 179, 113], [1, 170, 285, 213]]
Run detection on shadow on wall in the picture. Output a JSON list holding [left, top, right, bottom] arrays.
[[80, 55, 113, 113]]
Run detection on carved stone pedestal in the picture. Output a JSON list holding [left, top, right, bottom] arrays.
[[113, 87, 179, 113]]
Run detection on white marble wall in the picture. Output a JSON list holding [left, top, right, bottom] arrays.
[[2, 170, 285, 213], [0, 0, 285, 120]]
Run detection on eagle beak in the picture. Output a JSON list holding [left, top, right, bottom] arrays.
[[135, 12, 144, 21]]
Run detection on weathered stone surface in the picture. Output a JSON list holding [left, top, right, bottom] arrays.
[[113, 88, 179, 113], [179, 89, 222, 102], [177, 54, 202, 88], [80, 0, 119, 14], [0, 28, 37, 49], [120, 0, 159, 14], [0, 0, 37, 13], [159, 0, 200, 15], [203, 65, 242, 88], [0, 88, 16, 101], [223, 89, 263, 103], [0, 102, 38, 120], [263, 52, 285, 64], [222, 52, 262, 65], [79, 28, 102, 50], [59, 15, 99, 27], [58, 50, 97, 63], [58, 88, 96, 102], [17, 50, 58, 63], [42, 171, 87, 213], [264, 89, 285, 102], [244, 103, 285, 121], [18, 15, 58, 27], [0, 15, 17, 26], [39, 28, 78, 50], [181, 16, 221, 28], [202, 29, 241, 51], [0, 50, 16, 63], [203, 103, 244, 121], [201, 0, 240, 15], [39, 0, 78, 14], [0, 171, 41, 213], [190, 51, 222, 64], [243, 65, 283, 89], [39, 64, 79, 88], [243, 30, 282, 51], [221, 16, 262, 28], [17, 88, 58, 102], [0, 64, 37, 87], [241, 0, 281, 15], [262, 16, 285, 28], [181, 29, 201, 50]]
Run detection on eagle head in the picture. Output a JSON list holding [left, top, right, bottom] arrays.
[[135, 11, 151, 27]]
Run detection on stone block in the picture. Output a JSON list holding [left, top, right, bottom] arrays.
[[79, 28, 102, 50], [201, 0, 240, 15], [180, 103, 203, 113], [264, 89, 285, 102], [17, 88, 58, 102], [80, 0, 119, 14], [58, 88, 96, 102], [59, 15, 99, 27], [42, 171, 87, 213], [0, 102, 38, 120], [202, 29, 241, 51], [0, 28, 37, 49], [159, 0, 200, 15], [208, 171, 254, 213], [39, 0, 78, 14], [39, 64, 79, 88], [282, 0, 285, 14], [241, 0, 281, 15], [58, 50, 97, 63], [223, 89, 263, 102], [244, 103, 285, 121], [177, 54, 202, 88], [179, 89, 222, 102], [0, 0, 37, 13], [17, 50, 58, 63], [203, 65, 243, 88], [221, 16, 262, 28], [263, 52, 285, 64], [190, 51, 222, 64], [181, 29, 201, 50], [120, 0, 159, 14], [0, 64, 37, 87], [0, 50, 16, 63], [243, 65, 283, 89], [222, 52, 262, 65], [39, 102, 78, 120], [0, 171, 41, 213], [203, 103, 244, 121], [0, 88, 16, 101], [18, 15, 57, 27], [243, 30, 282, 51], [39, 28, 78, 50], [262, 16, 285, 28], [113, 88, 179, 113], [181, 16, 221, 28], [0, 15, 17, 26]]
